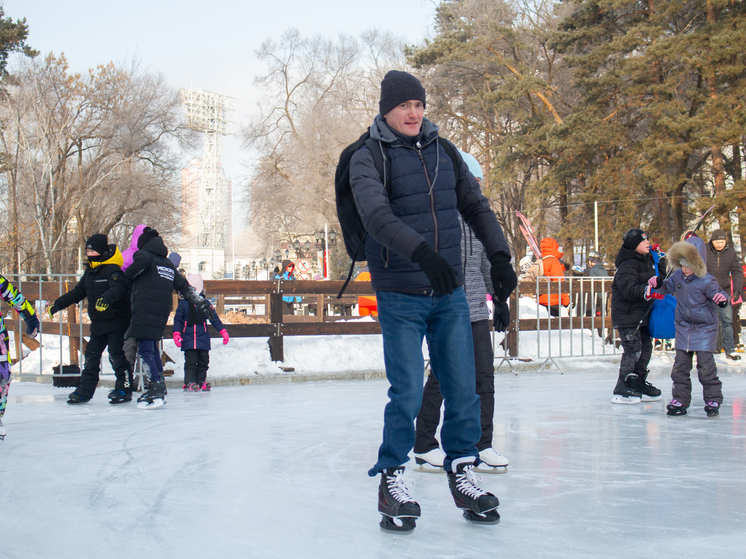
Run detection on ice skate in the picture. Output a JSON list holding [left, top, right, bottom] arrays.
[[725, 352, 741, 365], [67, 390, 91, 405], [107, 389, 132, 404], [137, 379, 167, 409], [475, 448, 508, 474], [611, 375, 642, 404], [200, 382, 211, 392], [704, 401, 720, 417], [184, 383, 200, 392], [413, 447, 445, 472], [666, 399, 687, 416], [378, 467, 420, 534], [635, 371, 662, 402], [0, 418, 5, 440], [447, 459, 500, 525]]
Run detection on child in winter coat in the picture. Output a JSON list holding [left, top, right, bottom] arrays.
[[172, 274, 229, 391], [274, 260, 302, 314], [48, 234, 133, 405], [653, 240, 727, 417], [0, 274, 39, 439], [124, 227, 211, 408]]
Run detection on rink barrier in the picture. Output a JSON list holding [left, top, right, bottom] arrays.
[[6, 276, 632, 377], [496, 276, 620, 373]]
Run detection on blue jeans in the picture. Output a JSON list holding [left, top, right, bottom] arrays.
[[138, 339, 163, 382], [368, 287, 480, 476]]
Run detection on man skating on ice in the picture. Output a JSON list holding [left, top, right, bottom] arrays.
[[347, 70, 516, 532]]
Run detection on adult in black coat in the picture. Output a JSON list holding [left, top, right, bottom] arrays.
[[124, 228, 210, 407], [48, 234, 133, 404], [610, 229, 663, 404], [706, 229, 744, 360]]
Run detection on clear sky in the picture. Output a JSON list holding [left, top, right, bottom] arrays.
[[5, 0, 438, 191]]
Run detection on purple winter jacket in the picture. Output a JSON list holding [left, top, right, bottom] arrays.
[[661, 270, 725, 352]]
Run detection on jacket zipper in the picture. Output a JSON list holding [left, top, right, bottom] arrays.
[[415, 140, 439, 251]]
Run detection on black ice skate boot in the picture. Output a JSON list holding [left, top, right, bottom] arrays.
[[635, 371, 662, 402], [108, 372, 134, 404], [136, 378, 167, 409], [611, 374, 642, 405], [447, 458, 500, 524], [378, 467, 421, 534], [67, 390, 91, 405], [704, 401, 720, 417]]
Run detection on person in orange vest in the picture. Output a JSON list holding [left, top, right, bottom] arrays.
[[538, 237, 570, 316]]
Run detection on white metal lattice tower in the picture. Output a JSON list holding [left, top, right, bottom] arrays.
[[180, 89, 234, 250]]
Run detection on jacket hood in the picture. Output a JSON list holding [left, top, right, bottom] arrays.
[[540, 237, 563, 259], [139, 235, 168, 257], [615, 245, 648, 267], [668, 241, 707, 277], [369, 113, 439, 145], [89, 246, 124, 269]]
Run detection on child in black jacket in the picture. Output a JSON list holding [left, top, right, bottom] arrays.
[[124, 227, 210, 409], [48, 234, 133, 404]]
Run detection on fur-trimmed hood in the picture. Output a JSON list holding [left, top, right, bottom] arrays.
[[667, 241, 707, 277]]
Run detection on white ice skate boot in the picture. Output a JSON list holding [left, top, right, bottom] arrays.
[[475, 448, 508, 473], [413, 447, 446, 472], [0, 418, 6, 440]]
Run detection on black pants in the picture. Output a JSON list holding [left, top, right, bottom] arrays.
[[414, 319, 495, 453], [617, 326, 652, 382], [79, 330, 131, 397], [670, 350, 722, 407], [184, 349, 210, 385]]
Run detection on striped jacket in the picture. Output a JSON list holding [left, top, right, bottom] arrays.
[[0, 275, 37, 365]]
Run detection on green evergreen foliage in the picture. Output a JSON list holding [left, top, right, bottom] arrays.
[[0, 8, 37, 76]]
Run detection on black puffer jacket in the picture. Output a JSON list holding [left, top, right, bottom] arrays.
[[349, 115, 510, 294], [54, 245, 130, 335], [124, 236, 195, 340], [611, 246, 658, 328], [706, 243, 744, 297]]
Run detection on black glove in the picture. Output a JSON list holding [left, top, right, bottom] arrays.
[[490, 253, 517, 302], [718, 300, 728, 308], [196, 297, 212, 321], [25, 314, 39, 338], [95, 297, 110, 312], [412, 243, 458, 295], [493, 301, 511, 332]]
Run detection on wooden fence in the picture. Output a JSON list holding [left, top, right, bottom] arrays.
[[4, 277, 622, 364]]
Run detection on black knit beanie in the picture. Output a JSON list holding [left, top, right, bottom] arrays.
[[137, 227, 159, 249], [379, 70, 426, 116], [622, 228, 648, 250], [711, 229, 727, 241], [86, 234, 108, 255]]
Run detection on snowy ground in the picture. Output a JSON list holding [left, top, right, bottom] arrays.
[[3, 360, 746, 558]]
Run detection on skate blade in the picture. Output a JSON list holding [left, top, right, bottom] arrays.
[[474, 464, 508, 474], [137, 397, 166, 410], [463, 509, 500, 525], [379, 515, 417, 534], [414, 463, 444, 473], [611, 395, 641, 405]]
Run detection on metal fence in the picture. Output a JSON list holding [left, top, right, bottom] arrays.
[[5, 275, 627, 380]]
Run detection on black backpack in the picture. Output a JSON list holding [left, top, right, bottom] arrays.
[[334, 129, 462, 296]]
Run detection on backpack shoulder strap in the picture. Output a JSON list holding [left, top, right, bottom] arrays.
[[364, 137, 390, 196], [437, 137, 461, 184]]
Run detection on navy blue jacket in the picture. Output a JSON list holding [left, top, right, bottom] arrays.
[[173, 298, 225, 351], [349, 115, 510, 294]]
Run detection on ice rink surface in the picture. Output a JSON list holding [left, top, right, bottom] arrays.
[[2, 365, 746, 558]]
